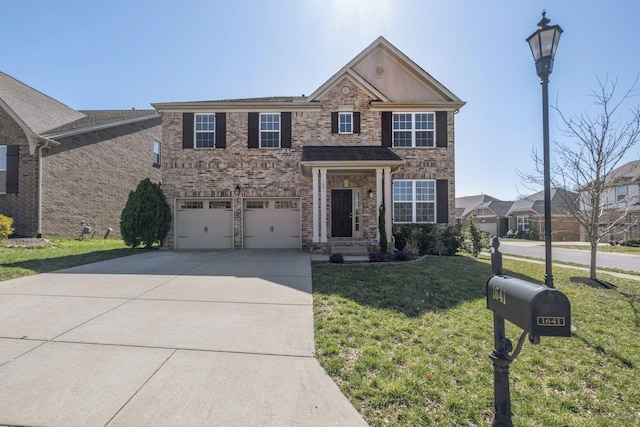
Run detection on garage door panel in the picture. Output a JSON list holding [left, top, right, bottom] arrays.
[[176, 200, 233, 250], [244, 199, 300, 249]]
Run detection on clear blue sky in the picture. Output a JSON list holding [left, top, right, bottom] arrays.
[[2, 0, 639, 201]]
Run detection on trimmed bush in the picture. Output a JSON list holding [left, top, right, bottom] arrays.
[[440, 224, 462, 255], [529, 229, 540, 240], [0, 214, 14, 240], [369, 252, 385, 262], [329, 253, 344, 264], [621, 238, 640, 247], [120, 178, 171, 248], [394, 250, 411, 262]]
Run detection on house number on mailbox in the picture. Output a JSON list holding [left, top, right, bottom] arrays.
[[536, 316, 565, 327], [492, 286, 506, 305]]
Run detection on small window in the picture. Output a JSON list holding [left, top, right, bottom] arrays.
[[338, 112, 353, 134], [616, 186, 627, 202], [210, 201, 232, 209], [246, 201, 269, 209], [0, 145, 6, 194], [153, 140, 161, 166], [180, 201, 203, 209], [195, 114, 215, 148], [275, 200, 298, 209], [260, 114, 280, 148]]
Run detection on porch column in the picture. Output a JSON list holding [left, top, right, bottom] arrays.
[[320, 168, 328, 242], [376, 168, 383, 240], [312, 167, 319, 243], [384, 167, 392, 244]]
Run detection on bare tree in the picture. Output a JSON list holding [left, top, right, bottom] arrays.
[[519, 77, 640, 280]]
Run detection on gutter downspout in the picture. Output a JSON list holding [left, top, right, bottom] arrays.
[[37, 140, 51, 238]]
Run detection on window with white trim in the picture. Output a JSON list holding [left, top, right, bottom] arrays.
[[195, 114, 215, 148], [153, 140, 161, 165], [517, 216, 530, 231], [616, 186, 627, 202], [393, 113, 435, 147], [260, 113, 280, 148], [338, 112, 353, 134], [393, 180, 436, 223], [0, 146, 6, 194]]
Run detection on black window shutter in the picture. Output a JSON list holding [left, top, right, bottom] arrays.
[[215, 113, 226, 148], [248, 112, 259, 148], [353, 112, 361, 134], [436, 111, 448, 148], [281, 112, 292, 148], [6, 145, 19, 194], [381, 111, 392, 147], [331, 112, 338, 134], [182, 113, 194, 149], [436, 179, 449, 223]]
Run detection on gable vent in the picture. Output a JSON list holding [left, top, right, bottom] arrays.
[[372, 64, 387, 79]]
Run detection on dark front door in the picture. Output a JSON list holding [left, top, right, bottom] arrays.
[[331, 189, 352, 237]]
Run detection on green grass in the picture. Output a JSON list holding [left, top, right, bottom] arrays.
[[313, 256, 640, 426], [0, 238, 138, 281], [553, 244, 640, 254]]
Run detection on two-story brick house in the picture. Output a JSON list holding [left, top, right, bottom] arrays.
[[0, 71, 161, 238], [153, 37, 465, 252]]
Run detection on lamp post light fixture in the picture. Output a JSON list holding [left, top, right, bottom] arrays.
[[527, 10, 562, 289]]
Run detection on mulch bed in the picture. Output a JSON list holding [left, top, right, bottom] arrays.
[[2, 238, 54, 248]]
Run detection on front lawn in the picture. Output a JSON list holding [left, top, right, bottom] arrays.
[[313, 256, 640, 426], [0, 238, 137, 281]]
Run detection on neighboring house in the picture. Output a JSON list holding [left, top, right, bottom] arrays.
[[455, 194, 510, 237], [455, 189, 580, 241], [505, 188, 580, 241], [0, 72, 162, 238], [579, 160, 640, 241], [153, 37, 465, 252]]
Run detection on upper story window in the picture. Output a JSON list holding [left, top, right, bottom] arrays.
[[153, 140, 161, 166], [0, 145, 6, 194], [393, 112, 435, 148], [616, 186, 627, 202], [338, 112, 353, 134], [260, 113, 280, 148], [195, 114, 215, 148], [392, 179, 436, 223]]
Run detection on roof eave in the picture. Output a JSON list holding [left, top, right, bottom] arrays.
[[42, 113, 161, 139], [300, 159, 404, 176], [152, 101, 322, 113], [370, 101, 466, 111]]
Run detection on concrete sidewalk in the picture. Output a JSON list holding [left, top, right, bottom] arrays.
[[0, 250, 367, 426]]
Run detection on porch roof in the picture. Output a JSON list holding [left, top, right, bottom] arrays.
[[300, 146, 404, 175]]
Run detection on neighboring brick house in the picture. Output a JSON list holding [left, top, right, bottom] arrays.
[[505, 188, 580, 241], [455, 189, 580, 241], [0, 72, 161, 238], [153, 37, 465, 252]]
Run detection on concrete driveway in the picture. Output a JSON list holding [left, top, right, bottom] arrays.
[[0, 250, 367, 427]]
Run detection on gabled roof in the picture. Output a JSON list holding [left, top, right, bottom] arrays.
[[0, 71, 160, 151], [306, 36, 465, 109], [455, 194, 501, 217], [606, 160, 640, 184], [506, 188, 578, 216], [0, 71, 85, 135]]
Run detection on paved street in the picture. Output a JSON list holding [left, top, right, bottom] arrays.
[[498, 241, 640, 273]]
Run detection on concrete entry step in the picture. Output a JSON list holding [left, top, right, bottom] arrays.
[[331, 245, 369, 256]]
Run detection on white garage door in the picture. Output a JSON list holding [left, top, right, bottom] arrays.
[[243, 199, 301, 249], [478, 222, 497, 237], [176, 199, 233, 249]]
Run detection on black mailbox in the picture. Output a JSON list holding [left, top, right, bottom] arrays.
[[487, 274, 571, 337]]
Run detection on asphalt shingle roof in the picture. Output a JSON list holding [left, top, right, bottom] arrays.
[[44, 109, 158, 134], [301, 146, 403, 162]]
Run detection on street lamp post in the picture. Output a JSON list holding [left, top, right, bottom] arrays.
[[526, 10, 563, 289]]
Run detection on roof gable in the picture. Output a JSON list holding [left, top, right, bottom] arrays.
[[307, 37, 464, 107], [0, 72, 85, 135]]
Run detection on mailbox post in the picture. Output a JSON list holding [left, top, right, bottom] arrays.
[[487, 238, 571, 426]]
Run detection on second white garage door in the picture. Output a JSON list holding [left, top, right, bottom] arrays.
[[243, 198, 301, 249], [175, 199, 233, 249]]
